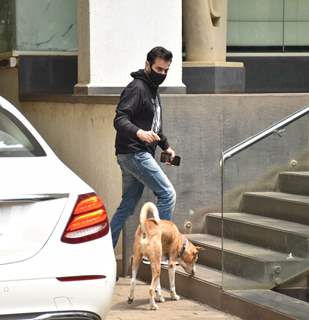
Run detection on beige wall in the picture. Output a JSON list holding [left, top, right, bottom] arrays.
[[0, 69, 124, 255], [19, 101, 123, 254]]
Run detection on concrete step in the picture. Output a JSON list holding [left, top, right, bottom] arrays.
[[206, 212, 309, 257], [138, 263, 224, 310], [187, 233, 308, 286], [242, 191, 309, 225], [138, 263, 309, 320], [138, 263, 263, 310], [178, 263, 264, 290], [227, 289, 309, 320], [279, 171, 309, 196]]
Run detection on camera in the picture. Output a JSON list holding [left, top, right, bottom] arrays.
[[160, 151, 181, 166]]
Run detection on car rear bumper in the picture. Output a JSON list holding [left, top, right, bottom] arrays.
[[0, 276, 115, 318], [0, 311, 101, 320]]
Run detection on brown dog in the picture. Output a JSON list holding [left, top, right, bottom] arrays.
[[128, 202, 200, 310]]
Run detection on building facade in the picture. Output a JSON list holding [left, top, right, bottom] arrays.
[[1, 0, 309, 95], [1, 1, 309, 295]]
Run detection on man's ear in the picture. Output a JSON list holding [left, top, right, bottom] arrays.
[[145, 60, 150, 73]]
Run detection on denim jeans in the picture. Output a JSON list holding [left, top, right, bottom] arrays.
[[110, 151, 176, 248]]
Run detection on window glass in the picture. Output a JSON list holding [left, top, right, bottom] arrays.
[[227, 0, 309, 52], [228, 0, 284, 48], [284, 0, 309, 47], [15, 0, 77, 52], [0, 107, 46, 157]]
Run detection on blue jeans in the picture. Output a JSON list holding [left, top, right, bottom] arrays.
[[110, 151, 176, 248]]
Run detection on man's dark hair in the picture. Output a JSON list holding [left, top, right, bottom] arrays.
[[147, 46, 173, 66]]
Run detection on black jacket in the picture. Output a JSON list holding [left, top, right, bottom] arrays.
[[114, 69, 169, 155]]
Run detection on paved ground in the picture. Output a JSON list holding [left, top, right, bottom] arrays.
[[106, 277, 241, 320]]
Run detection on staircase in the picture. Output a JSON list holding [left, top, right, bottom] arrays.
[[139, 171, 309, 320]]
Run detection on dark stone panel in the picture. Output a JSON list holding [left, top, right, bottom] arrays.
[[18, 55, 77, 95], [182, 66, 245, 94], [228, 56, 309, 93]]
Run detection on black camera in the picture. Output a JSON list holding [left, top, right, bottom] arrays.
[[160, 151, 181, 166]]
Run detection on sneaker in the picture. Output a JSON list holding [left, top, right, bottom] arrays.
[[160, 257, 169, 266], [162, 256, 180, 266], [142, 257, 150, 265], [142, 256, 169, 266], [142, 256, 178, 266]]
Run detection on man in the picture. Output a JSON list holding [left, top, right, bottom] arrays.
[[111, 46, 176, 248]]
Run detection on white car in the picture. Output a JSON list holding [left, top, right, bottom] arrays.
[[0, 96, 116, 320]]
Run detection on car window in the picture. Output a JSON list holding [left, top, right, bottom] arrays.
[[0, 106, 46, 157]]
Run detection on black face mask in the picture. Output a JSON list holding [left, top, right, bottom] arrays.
[[149, 68, 167, 86]]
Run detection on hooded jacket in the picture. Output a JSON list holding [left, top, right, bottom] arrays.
[[114, 69, 169, 156]]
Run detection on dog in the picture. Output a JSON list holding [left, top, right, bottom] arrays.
[[128, 202, 201, 310]]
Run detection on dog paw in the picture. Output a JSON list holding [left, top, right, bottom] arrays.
[[155, 295, 165, 303], [127, 297, 134, 304], [170, 293, 180, 301], [150, 303, 159, 310]]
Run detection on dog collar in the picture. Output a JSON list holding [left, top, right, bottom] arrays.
[[178, 238, 189, 257]]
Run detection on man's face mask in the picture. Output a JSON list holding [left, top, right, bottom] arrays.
[[149, 67, 167, 86]]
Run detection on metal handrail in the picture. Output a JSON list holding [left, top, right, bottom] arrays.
[[221, 105, 309, 163]]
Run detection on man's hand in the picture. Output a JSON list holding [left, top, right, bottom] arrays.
[[164, 147, 176, 162], [137, 129, 161, 143]]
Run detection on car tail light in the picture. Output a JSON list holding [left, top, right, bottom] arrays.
[[61, 193, 109, 244]]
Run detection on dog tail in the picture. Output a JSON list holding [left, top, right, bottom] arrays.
[[140, 202, 160, 235]]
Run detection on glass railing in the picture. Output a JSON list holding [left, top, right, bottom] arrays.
[[221, 106, 309, 290]]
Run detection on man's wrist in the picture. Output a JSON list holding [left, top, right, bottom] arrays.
[[136, 129, 143, 137]]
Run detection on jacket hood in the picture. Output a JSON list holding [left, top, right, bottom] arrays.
[[130, 69, 158, 94]]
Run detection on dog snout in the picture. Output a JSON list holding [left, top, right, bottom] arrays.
[[191, 265, 196, 276]]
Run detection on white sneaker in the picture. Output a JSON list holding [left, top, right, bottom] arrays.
[[160, 259, 179, 266], [142, 256, 168, 265], [160, 257, 169, 266], [142, 256, 178, 266], [142, 257, 150, 265]]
